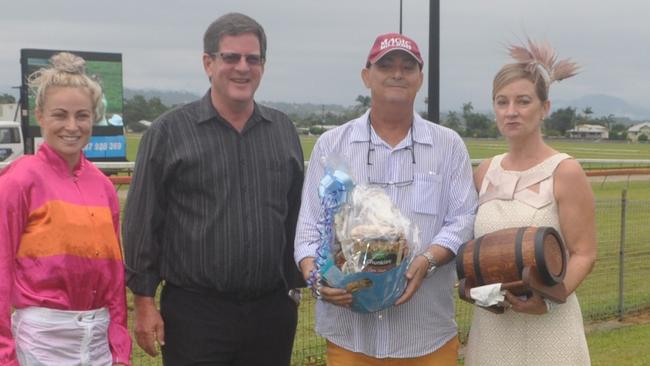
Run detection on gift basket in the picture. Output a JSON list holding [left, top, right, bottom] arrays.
[[309, 159, 421, 313]]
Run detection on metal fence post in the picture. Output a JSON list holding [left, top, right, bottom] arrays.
[[618, 189, 627, 321]]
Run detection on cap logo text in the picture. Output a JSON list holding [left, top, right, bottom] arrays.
[[380, 38, 412, 51]]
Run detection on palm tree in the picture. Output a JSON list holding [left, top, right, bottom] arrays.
[[355, 95, 371, 112]]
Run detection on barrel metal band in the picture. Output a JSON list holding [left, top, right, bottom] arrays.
[[534, 227, 554, 286], [515, 227, 526, 277], [456, 243, 467, 280]]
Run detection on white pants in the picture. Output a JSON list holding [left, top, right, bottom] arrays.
[[11, 307, 112, 366]]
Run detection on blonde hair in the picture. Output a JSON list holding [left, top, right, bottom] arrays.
[[28, 52, 104, 123], [492, 39, 579, 102], [493, 63, 549, 101]]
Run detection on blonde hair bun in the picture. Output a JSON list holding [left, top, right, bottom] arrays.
[[49, 52, 86, 75]]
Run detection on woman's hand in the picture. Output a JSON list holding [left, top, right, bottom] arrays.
[[503, 291, 548, 315]]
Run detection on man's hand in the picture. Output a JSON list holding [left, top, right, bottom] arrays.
[[394, 254, 429, 306], [299, 256, 353, 307], [299, 257, 316, 282], [133, 295, 165, 356], [319, 284, 353, 307]]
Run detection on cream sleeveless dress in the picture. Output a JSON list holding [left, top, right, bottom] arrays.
[[464, 153, 591, 366]]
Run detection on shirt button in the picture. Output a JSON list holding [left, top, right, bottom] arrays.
[[378, 314, 383, 319]]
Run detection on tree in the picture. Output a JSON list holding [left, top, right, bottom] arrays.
[[124, 95, 149, 126], [309, 126, 327, 135], [442, 111, 463, 134], [639, 134, 648, 142], [544, 107, 576, 135], [462, 102, 474, 116], [353, 95, 371, 114], [147, 97, 169, 120], [123, 95, 172, 131], [462, 102, 494, 137], [355, 95, 371, 108], [609, 123, 628, 140], [0, 93, 16, 104]]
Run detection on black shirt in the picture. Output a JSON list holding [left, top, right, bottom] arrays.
[[123, 91, 305, 298]]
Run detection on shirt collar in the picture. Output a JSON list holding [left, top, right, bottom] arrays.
[[196, 89, 272, 126], [37, 142, 86, 176], [349, 109, 434, 146]]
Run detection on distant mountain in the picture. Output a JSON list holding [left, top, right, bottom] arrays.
[[124, 88, 200, 106], [123, 88, 352, 117], [553, 94, 650, 121], [258, 101, 349, 117], [120, 89, 650, 123]]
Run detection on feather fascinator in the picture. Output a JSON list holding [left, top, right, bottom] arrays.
[[508, 38, 579, 85]]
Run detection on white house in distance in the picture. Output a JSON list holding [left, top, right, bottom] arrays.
[[627, 122, 650, 142], [567, 124, 609, 139]]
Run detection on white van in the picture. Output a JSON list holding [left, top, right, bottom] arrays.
[[0, 121, 24, 163]]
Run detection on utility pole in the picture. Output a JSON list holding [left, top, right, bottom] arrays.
[[399, 0, 403, 34], [427, 0, 440, 123]]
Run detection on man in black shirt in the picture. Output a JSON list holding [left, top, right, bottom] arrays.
[[123, 12, 305, 366]]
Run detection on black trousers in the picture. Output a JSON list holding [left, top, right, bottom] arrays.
[[160, 283, 298, 366]]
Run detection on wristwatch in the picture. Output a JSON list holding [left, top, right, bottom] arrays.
[[419, 251, 438, 277]]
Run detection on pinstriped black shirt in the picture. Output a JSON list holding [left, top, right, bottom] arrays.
[[123, 91, 305, 298]]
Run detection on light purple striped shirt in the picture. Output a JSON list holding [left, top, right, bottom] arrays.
[[295, 110, 477, 358]]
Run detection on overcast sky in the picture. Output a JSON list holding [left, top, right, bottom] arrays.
[[1, 0, 648, 113]]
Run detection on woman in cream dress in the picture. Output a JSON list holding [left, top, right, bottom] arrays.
[[464, 40, 597, 366]]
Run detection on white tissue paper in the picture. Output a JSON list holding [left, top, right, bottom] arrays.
[[469, 283, 506, 307]]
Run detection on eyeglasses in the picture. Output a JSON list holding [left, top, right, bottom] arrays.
[[211, 52, 265, 66], [366, 119, 416, 187]]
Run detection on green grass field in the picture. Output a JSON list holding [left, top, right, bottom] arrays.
[[464, 139, 650, 160], [122, 133, 650, 366], [588, 323, 650, 366], [127, 134, 650, 163]]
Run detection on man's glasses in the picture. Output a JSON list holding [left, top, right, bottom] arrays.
[[212, 52, 265, 66], [366, 120, 416, 187]]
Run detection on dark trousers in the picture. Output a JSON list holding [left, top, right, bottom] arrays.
[[160, 283, 298, 366]]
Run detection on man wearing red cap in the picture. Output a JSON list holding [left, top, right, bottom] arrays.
[[295, 33, 477, 365]]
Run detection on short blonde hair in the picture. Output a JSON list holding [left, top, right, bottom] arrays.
[[28, 52, 104, 123], [492, 63, 549, 102]]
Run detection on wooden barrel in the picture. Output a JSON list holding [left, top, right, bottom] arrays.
[[456, 226, 567, 289]]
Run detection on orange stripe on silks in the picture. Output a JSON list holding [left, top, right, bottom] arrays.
[[17, 200, 122, 260]]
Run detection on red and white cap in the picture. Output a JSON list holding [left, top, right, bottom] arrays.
[[366, 32, 424, 67]]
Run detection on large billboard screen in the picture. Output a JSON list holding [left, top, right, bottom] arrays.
[[20, 48, 126, 161]]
